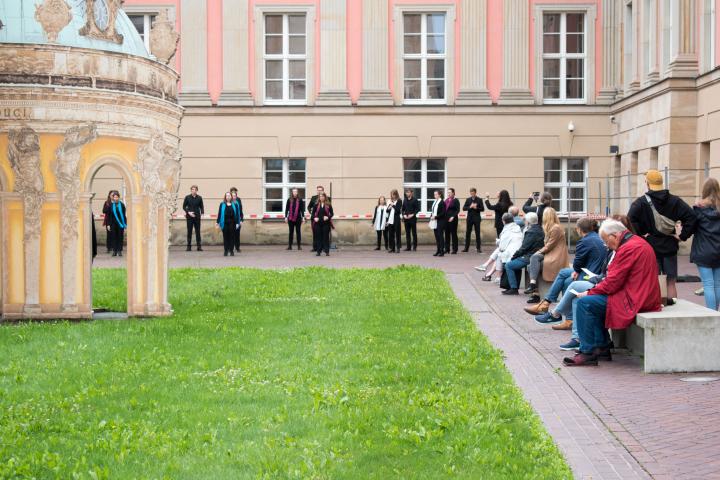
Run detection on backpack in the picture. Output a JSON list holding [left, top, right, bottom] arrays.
[[645, 195, 676, 235]]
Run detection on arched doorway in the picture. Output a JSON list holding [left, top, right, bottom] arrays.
[[85, 158, 135, 317]]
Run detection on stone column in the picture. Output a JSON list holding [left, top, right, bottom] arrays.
[[218, 0, 253, 106], [667, 0, 698, 77], [597, 0, 618, 103], [358, 0, 393, 105], [179, 0, 212, 106], [457, 0, 492, 105], [317, 0, 352, 105], [498, 0, 534, 105]]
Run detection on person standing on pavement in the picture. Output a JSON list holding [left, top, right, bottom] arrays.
[[689, 177, 720, 310], [229, 187, 244, 253], [182, 185, 204, 251], [312, 193, 333, 256], [372, 195, 389, 250], [430, 189, 446, 257], [104, 190, 126, 257], [444, 188, 460, 254], [308, 185, 330, 252], [462, 188, 484, 253], [402, 188, 420, 251], [217, 192, 238, 257], [284, 188, 305, 250], [485, 190, 513, 238]]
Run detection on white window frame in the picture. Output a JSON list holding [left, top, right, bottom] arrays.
[[534, 4, 596, 105], [544, 158, 588, 214], [402, 158, 447, 216], [401, 12, 447, 104], [254, 5, 316, 106], [124, 5, 175, 55], [263, 158, 307, 216], [541, 13, 587, 104], [702, 0, 717, 72], [393, 4, 456, 105]]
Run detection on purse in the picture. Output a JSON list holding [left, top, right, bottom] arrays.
[[428, 219, 437, 230]]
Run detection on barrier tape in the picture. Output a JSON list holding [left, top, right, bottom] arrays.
[[93, 212, 609, 221]]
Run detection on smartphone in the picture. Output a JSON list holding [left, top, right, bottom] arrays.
[[532, 192, 540, 198]]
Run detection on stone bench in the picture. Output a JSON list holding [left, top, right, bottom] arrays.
[[612, 299, 720, 373]]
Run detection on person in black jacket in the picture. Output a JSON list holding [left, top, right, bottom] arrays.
[[628, 170, 696, 301], [103, 191, 127, 257], [182, 185, 204, 251], [485, 190, 513, 238], [229, 187, 244, 253], [308, 185, 331, 252], [503, 212, 544, 295], [285, 188, 305, 250], [688, 177, 720, 310], [216, 192, 238, 256], [462, 188, 484, 253], [402, 189, 420, 251], [385, 189, 403, 253], [430, 189, 446, 256], [312, 193, 334, 256], [443, 188, 461, 254], [523, 191, 553, 223]]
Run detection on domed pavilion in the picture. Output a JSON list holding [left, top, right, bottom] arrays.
[[0, 0, 183, 320]]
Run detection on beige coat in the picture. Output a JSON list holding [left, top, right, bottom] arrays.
[[540, 224, 569, 282]]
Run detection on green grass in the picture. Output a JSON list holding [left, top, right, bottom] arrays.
[[92, 268, 127, 312], [0, 267, 571, 479]]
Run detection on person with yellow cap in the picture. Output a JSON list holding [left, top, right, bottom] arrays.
[[627, 169, 697, 302]]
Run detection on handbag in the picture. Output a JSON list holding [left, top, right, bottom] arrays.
[[500, 269, 510, 290], [428, 219, 437, 230]]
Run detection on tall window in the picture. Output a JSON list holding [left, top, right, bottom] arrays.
[[543, 12, 586, 103], [128, 13, 156, 53], [704, 0, 717, 72], [264, 14, 307, 104], [403, 158, 446, 213], [263, 159, 306, 214], [403, 13, 446, 103], [544, 158, 587, 213]]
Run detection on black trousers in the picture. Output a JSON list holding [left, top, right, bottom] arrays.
[[186, 215, 201, 247], [444, 219, 459, 253], [404, 219, 417, 249], [222, 224, 235, 253], [495, 223, 503, 238], [376, 229, 388, 249], [108, 226, 124, 253], [288, 220, 302, 247], [233, 225, 241, 251], [465, 218, 481, 251], [314, 224, 331, 253], [434, 224, 445, 254]]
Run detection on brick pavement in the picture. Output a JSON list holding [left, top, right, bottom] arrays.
[[94, 245, 720, 479]]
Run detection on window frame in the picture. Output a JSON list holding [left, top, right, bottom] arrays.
[[541, 12, 587, 104], [124, 4, 175, 55], [402, 158, 447, 216], [543, 157, 588, 214], [533, 3, 596, 105], [262, 158, 307, 216], [401, 12, 448, 104], [262, 13, 308, 105]]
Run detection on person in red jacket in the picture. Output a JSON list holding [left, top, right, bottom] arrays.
[[564, 219, 662, 367]]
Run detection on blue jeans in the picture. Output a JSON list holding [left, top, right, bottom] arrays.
[[698, 266, 720, 310], [553, 280, 594, 340], [505, 257, 530, 289], [575, 294, 611, 354], [545, 268, 574, 302]]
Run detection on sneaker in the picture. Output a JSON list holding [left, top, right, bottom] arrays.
[[535, 312, 563, 325], [475, 265, 488, 272], [695, 287, 705, 296], [559, 338, 580, 351], [493, 278, 501, 284], [502, 289, 519, 295]]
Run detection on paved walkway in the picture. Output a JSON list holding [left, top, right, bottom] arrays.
[[95, 245, 720, 479]]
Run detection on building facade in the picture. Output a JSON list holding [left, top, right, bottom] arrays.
[[121, 0, 719, 243]]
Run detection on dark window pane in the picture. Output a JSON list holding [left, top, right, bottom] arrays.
[[427, 14, 445, 34], [266, 201, 283, 213], [427, 171, 445, 183], [404, 14, 421, 34], [289, 60, 305, 79], [265, 171, 282, 183], [566, 79, 584, 99], [543, 79, 560, 99], [404, 80, 421, 99], [566, 58, 584, 78], [404, 171, 422, 183], [265, 15, 282, 34], [546, 187, 562, 201], [265, 60, 282, 79], [545, 158, 561, 170], [426, 200, 434, 212], [405, 187, 422, 202], [568, 200, 585, 212], [265, 80, 282, 99], [566, 33, 584, 54], [427, 80, 445, 99], [552, 199, 562, 211], [289, 158, 306, 170], [265, 36, 282, 55], [266, 159, 283, 170], [266, 188, 283, 200], [427, 35, 445, 54], [569, 187, 585, 199], [288, 15, 306, 34], [404, 35, 421, 54], [544, 171, 561, 183], [289, 172, 306, 183], [543, 34, 560, 54], [567, 158, 585, 170], [427, 159, 445, 171], [289, 81, 306, 99], [543, 58, 560, 78], [296, 188, 306, 200], [289, 36, 306, 55], [129, 15, 144, 35], [543, 14, 561, 33], [404, 158, 422, 170], [568, 171, 585, 182], [566, 14, 584, 33], [427, 59, 445, 78], [404, 59, 421, 79]]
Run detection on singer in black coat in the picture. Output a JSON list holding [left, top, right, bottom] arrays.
[[443, 195, 461, 254]]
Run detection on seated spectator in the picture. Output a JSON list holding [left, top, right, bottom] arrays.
[[525, 217, 606, 317], [525, 208, 569, 303], [509, 206, 524, 228], [563, 219, 662, 367], [502, 212, 544, 295], [475, 213, 523, 281]]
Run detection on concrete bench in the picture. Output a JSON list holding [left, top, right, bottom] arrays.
[[612, 299, 720, 373]]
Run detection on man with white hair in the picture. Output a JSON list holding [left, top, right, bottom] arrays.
[[564, 219, 661, 367], [503, 211, 544, 295]]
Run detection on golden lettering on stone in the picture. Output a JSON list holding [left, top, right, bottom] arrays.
[[79, 0, 124, 44], [0, 108, 33, 120]]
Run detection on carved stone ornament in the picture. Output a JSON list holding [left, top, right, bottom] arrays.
[[35, 0, 73, 43], [79, 0, 124, 44], [149, 9, 180, 65], [54, 124, 98, 240], [8, 127, 45, 242]]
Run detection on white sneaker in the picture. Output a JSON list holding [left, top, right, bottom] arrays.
[[695, 288, 705, 296], [474, 265, 487, 272], [493, 278, 501, 284]]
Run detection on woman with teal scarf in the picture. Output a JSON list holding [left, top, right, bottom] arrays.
[[102, 191, 127, 257], [216, 192, 238, 256]]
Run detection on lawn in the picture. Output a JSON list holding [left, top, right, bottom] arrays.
[[0, 267, 571, 479]]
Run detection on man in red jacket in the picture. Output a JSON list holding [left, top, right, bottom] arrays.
[[564, 219, 662, 367]]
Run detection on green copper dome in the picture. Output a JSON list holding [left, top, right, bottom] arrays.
[[0, 0, 149, 58]]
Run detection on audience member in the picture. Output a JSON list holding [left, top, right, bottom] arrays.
[[689, 177, 720, 310], [476, 213, 523, 281], [525, 207, 569, 303], [523, 191, 553, 223], [502, 212, 544, 295]]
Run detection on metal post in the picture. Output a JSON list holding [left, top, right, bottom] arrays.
[[512, 181, 516, 205], [598, 181, 602, 215], [606, 174, 611, 216], [706, 161, 710, 179], [664, 166, 669, 187], [627, 170, 631, 211]]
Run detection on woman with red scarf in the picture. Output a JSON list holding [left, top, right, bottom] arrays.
[[312, 193, 334, 256], [284, 188, 306, 250]]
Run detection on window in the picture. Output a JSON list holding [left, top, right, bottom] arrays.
[[403, 13, 446, 103], [703, 0, 716, 71], [403, 158, 446, 213], [128, 13, 156, 53], [544, 158, 587, 213], [264, 14, 307, 104], [263, 159, 306, 214], [542, 12, 586, 103]]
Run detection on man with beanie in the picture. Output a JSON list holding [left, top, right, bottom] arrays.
[[628, 169, 697, 302]]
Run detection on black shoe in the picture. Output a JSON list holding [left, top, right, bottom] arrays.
[[395, 250, 400, 254], [311, 249, 317, 252], [112, 252, 117, 257], [404, 248, 411, 251], [224, 251, 228, 257], [477, 248, 482, 253], [287, 246, 293, 250], [524, 284, 538, 295], [374, 247, 381, 251], [325, 252, 330, 256], [451, 251, 458, 255], [438, 253, 444, 257], [298, 246, 302, 251], [118, 252, 122, 257], [462, 248, 469, 253], [230, 251, 234, 256], [237, 249, 241, 253], [526, 295, 541, 304], [235, 247, 240, 252], [433, 252, 439, 256], [197, 246, 203, 251], [388, 249, 395, 253], [186, 246, 191, 252], [413, 246, 417, 251], [316, 252, 321, 257], [502, 289, 519, 295], [593, 347, 613, 361]]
